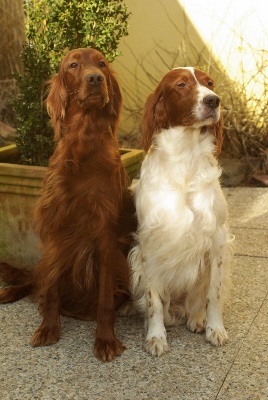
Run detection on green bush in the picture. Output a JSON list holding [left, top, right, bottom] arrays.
[[13, 0, 130, 166]]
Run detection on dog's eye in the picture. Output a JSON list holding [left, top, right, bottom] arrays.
[[207, 80, 213, 87], [70, 63, 78, 69], [177, 82, 186, 88], [99, 61, 106, 68]]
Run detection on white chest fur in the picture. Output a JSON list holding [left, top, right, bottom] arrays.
[[136, 127, 227, 227], [133, 126, 228, 291]]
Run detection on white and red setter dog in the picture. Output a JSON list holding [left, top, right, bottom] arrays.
[[121, 67, 234, 356], [0, 48, 136, 361]]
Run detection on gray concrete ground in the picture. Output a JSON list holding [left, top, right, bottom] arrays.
[[0, 187, 267, 400]]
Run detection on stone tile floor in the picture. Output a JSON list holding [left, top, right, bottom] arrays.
[[0, 187, 267, 400]]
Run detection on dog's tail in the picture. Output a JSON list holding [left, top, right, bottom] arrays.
[[0, 262, 33, 303]]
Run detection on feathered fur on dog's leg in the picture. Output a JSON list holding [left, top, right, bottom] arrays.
[[205, 228, 231, 346]]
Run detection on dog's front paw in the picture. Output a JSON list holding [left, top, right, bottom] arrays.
[[144, 336, 168, 356], [206, 326, 228, 346], [31, 324, 60, 347], [94, 337, 126, 362]]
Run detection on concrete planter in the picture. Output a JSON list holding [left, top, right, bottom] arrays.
[[0, 144, 144, 268]]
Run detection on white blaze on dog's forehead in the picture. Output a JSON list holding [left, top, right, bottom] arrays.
[[172, 67, 198, 83], [173, 67, 216, 98]]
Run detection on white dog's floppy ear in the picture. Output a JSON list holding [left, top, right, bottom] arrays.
[[142, 91, 168, 152]]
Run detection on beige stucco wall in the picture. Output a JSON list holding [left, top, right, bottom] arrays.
[[113, 0, 222, 137]]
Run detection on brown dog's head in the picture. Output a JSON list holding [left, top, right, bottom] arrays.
[[46, 48, 122, 140]]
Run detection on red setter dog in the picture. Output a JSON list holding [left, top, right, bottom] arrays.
[[0, 48, 136, 361]]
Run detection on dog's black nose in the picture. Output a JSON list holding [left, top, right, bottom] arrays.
[[87, 73, 104, 86], [203, 95, 220, 109]]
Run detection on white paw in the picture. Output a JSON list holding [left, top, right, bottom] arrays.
[[206, 326, 228, 346], [144, 336, 168, 356]]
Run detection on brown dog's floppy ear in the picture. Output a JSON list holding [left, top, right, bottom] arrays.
[[46, 73, 68, 141], [141, 92, 168, 152], [213, 112, 224, 157], [107, 71, 122, 134]]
